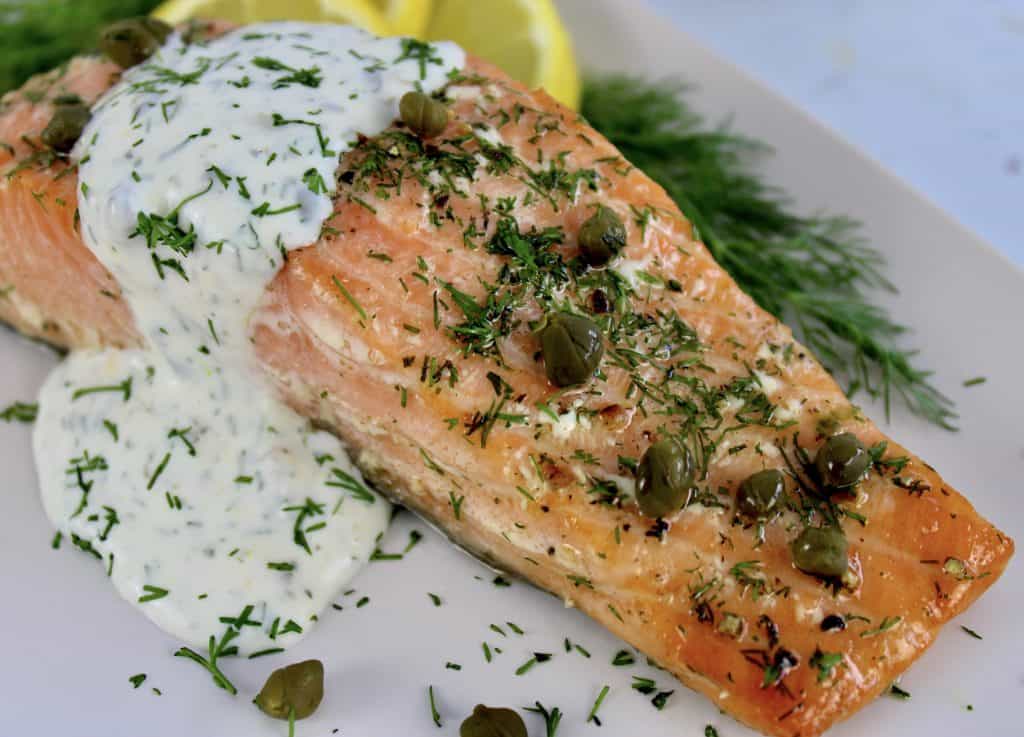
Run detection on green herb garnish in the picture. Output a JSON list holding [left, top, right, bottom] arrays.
[[251, 56, 322, 89], [325, 467, 375, 503], [810, 648, 843, 683], [650, 689, 673, 710], [428, 684, 441, 728], [581, 77, 956, 429], [612, 649, 635, 666], [248, 647, 285, 659], [282, 497, 325, 555], [888, 682, 911, 700], [524, 701, 562, 737], [514, 652, 551, 675], [72, 377, 132, 402], [174, 627, 239, 695], [632, 676, 657, 694], [860, 615, 902, 637], [0, 401, 38, 423], [138, 585, 168, 603], [586, 685, 610, 725], [395, 39, 442, 80], [146, 452, 171, 490], [331, 275, 368, 321]]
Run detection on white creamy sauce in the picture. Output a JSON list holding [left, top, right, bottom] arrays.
[[33, 23, 463, 652]]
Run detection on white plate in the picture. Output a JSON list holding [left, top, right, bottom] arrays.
[[1, 1, 1021, 735]]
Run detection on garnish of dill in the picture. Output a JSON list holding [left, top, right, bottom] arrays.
[[581, 77, 957, 430]]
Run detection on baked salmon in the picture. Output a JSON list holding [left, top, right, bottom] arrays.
[[0, 25, 1013, 737]]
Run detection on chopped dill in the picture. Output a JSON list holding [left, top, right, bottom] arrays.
[[586, 684, 610, 725], [0, 400, 37, 423], [582, 77, 956, 429], [525, 701, 563, 736]]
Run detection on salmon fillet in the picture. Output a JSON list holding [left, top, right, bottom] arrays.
[[0, 39, 1013, 737]]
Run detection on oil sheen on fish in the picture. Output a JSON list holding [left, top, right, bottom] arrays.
[[0, 20, 1013, 737]]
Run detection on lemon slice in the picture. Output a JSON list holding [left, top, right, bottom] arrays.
[[424, 0, 579, 109], [369, 0, 432, 36], [152, 0, 390, 35]]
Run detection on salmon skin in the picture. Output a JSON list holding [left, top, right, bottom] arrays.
[[0, 31, 1013, 737]]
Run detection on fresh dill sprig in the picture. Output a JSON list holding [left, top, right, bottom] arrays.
[[0, 0, 161, 93], [582, 77, 956, 429], [173, 627, 240, 695]]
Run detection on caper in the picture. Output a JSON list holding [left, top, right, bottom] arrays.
[[99, 17, 172, 69], [636, 438, 695, 518], [736, 469, 784, 519], [41, 103, 91, 153], [814, 432, 870, 490], [539, 312, 604, 387], [400, 91, 448, 139], [790, 526, 848, 578], [459, 704, 527, 737], [578, 205, 626, 267], [254, 659, 324, 720], [820, 613, 846, 632]]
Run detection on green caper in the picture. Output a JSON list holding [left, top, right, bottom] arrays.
[[736, 469, 784, 519], [41, 103, 91, 153], [400, 91, 449, 139], [790, 526, 848, 578], [814, 432, 870, 490], [459, 705, 527, 737], [636, 438, 695, 518], [578, 205, 626, 267], [254, 659, 324, 720], [539, 312, 604, 387], [99, 17, 172, 69]]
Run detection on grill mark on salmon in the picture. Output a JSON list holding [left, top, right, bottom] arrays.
[[0, 38, 1012, 737]]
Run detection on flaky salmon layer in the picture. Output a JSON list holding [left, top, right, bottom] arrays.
[[0, 36, 1013, 737]]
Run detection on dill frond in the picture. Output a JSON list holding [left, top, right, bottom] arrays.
[[582, 76, 956, 429], [0, 1, 162, 93]]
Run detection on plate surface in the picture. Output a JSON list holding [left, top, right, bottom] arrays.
[[1, 1, 1021, 735]]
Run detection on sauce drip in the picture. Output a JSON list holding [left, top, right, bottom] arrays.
[[33, 23, 463, 652]]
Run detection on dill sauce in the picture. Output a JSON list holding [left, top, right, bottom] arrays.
[[32, 24, 463, 652]]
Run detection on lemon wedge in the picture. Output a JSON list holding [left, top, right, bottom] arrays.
[[153, 0, 580, 109], [368, 0, 432, 36], [424, 0, 579, 109], [152, 0, 390, 35]]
